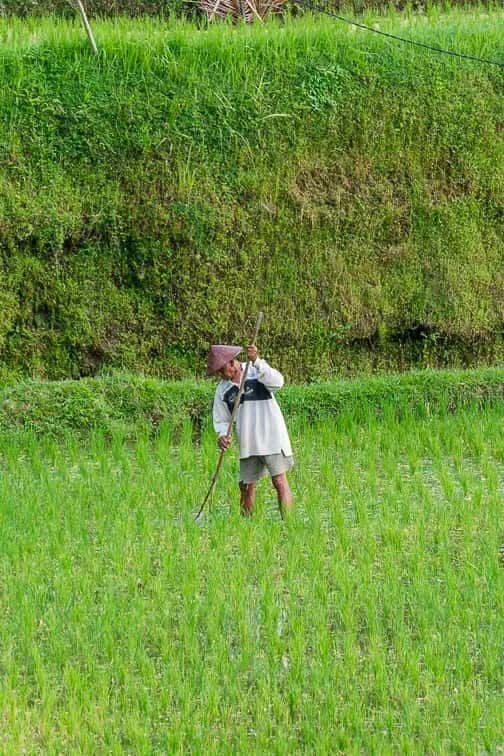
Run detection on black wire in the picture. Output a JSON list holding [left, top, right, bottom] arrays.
[[292, 0, 504, 69]]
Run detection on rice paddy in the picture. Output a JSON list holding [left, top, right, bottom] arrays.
[[0, 402, 502, 751]]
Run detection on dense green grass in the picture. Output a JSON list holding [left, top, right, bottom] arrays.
[[1, 366, 504, 436], [0, 403, 502, 751], [0, 10, 503, 380]]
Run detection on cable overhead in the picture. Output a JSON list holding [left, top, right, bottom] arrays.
[[292, 0, 504, 69]]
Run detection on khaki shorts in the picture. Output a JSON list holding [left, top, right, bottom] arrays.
[[239, 452, 294, 485]]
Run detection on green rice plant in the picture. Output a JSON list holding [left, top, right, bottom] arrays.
[[0, 400, 502, 751]]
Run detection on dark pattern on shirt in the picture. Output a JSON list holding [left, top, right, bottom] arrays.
[[223, 378, 272, 414]]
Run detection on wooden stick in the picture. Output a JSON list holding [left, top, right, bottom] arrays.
[[195, 312, 263, 520], [72, 0, 98, 55], [244, 0, 264, 23], [208, 0, 224, 23]]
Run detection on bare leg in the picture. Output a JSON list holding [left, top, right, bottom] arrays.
[[239, 481, 256, 517], [271, 473, 293, 518]]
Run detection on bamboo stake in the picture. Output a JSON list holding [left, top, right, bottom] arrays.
[[72, 0, 98, 55], [244, 0, 264, 23], [208, 0, 224, 22], [201, 0, 286, 23], [195, 312, 264, 521]]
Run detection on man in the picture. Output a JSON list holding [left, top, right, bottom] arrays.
[[207, 343, 294, 517]]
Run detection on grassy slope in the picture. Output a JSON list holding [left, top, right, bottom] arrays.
[[0, 10, 503, 380]]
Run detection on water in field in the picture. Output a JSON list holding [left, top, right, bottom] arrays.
[[0, 406, 502, 751]]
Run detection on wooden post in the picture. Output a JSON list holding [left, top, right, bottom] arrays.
[[72, 0, 98, 56]]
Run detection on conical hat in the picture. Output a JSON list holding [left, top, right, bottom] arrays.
[[207, 345, 242, 375]]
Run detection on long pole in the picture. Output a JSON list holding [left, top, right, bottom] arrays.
[[195, 312, 263, 521], [73, 0, 98, 56]]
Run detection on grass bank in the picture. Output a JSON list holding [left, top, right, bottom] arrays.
[[0, 10, 503, 380], [0, 366, 503, 436]]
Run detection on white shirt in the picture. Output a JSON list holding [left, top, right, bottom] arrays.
[[213, 359, 293, 459]]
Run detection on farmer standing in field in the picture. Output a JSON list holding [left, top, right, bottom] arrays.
[[207, 343, 294, 517]]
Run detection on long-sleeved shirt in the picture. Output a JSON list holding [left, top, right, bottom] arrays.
[[213, 358, 293, 460]]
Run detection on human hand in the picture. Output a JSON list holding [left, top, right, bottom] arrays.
[[218, 435, 231, 451], [247, 344, 258, 363]]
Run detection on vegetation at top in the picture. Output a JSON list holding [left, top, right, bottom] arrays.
[[0, 9, 503, 381], [1, 0, 500, 16]]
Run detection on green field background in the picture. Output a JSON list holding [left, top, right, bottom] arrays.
[[0, 401, 503, 751], [0, 11, 503, 382]]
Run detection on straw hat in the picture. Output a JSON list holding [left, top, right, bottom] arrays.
[[207, 345, 242, 375]]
